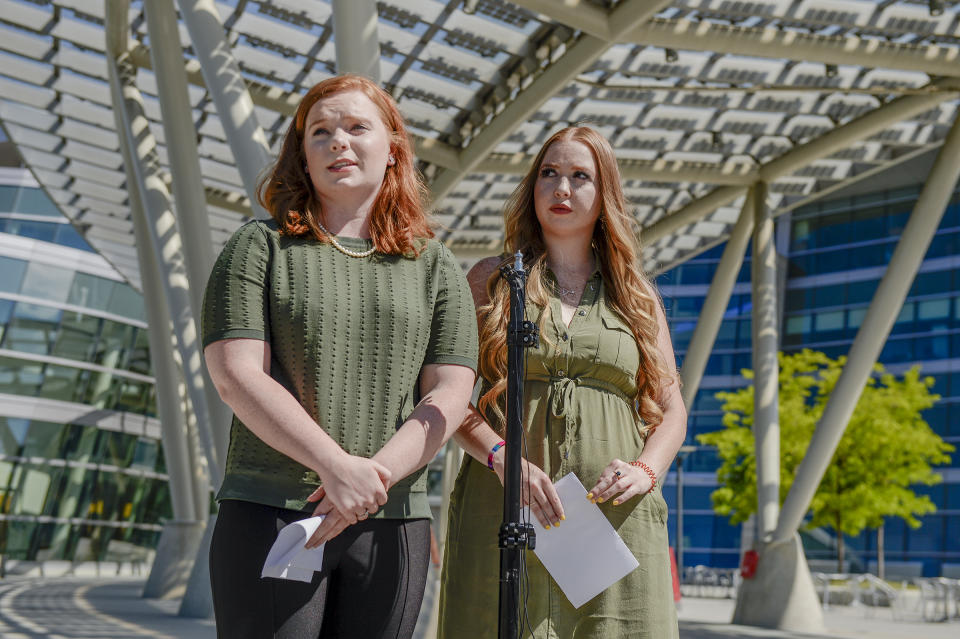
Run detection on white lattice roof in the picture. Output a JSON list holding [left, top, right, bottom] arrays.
[[1, 0, 958, 288]]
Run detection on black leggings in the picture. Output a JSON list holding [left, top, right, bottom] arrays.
[[209, 499, 431, 639]]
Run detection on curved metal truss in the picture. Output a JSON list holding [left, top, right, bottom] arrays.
[[0, 0, 958, 288]]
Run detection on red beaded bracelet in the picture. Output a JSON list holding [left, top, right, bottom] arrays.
[[629, 460, 657, 494], [488, 440, 505, 470]]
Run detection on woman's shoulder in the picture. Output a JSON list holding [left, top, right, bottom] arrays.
[[466, 256, 503, 308], [228, 218, 280, 242]]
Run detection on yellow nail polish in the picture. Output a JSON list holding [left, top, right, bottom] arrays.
[[613, 499, 620, 506], [545, 523, 551, 529], [560, 515, 566, 521], [586, 492, 594, 500], [553, 521, 559, 527], [597, 497, 606, 504]]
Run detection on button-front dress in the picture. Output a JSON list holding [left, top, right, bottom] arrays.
[[438, 271, 679, 638]]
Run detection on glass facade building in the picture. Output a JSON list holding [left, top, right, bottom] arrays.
[[661, 182, 960, 577], [0, 167, 170, 570]]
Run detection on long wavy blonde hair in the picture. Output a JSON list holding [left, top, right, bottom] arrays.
[[477, 126, 677, 436]]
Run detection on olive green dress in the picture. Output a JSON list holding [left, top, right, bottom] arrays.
[[438, 271, 679, 639]]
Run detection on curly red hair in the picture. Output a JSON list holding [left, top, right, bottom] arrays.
[[257, 74, 433, 255]]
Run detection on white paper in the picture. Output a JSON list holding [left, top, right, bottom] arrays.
[[261, 516, 326, 582], [523, 473, 639, 608]]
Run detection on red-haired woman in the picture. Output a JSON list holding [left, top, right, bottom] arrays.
[[438, 126, 685, 638], [202, 74, 477, 638]]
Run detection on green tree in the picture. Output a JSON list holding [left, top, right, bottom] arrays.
[[698, 349, 954, 572]]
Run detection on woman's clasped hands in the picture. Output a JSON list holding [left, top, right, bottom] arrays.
[[303, 452, 392, 548]]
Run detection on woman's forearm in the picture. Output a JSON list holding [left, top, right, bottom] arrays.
[[215, 366, 350, 474], [452, 404, 506, 469], [635, 389, 687, 481], [372, 364, 476, 486], [205, 340, 349, 476]]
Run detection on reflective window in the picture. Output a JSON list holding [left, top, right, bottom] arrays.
[[0, 298, 12, 343], [20, 420, 68, 458], [917, 298, 951, 321], [1, 219, 57, 243], [814, 310, 844, 333], [51, 311, 100, 362], [13, 187, 60, 216], [3, 302, 61, 354], [38, 365, 84, 403], [67, 273, 116, 312], [0, 255, 27, 293], [53, 224, 92, 251], [847, 279, 878, 305], [848, 308, 867, 329], [127, 328, 150, 376], [107, 283, 144, 321], [19, 262, 72, 303], [786, 314, 811, 335], [94, 319, 136, 368]]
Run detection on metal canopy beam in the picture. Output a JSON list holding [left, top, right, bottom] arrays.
[[773, 112, 960, 544], [125, 43, 463, 171], [107, 51, 224, 483], [628, 20, 960, 79], [332, 0, 381, 82], [642, 81, 960, 246], [751, 180, 780, 541], [512, 3, 960, 78], [177, 0, 272, 218], [679, 191, 754, 410], [476, 154, 758, 185], [428, 0, 677, 204]]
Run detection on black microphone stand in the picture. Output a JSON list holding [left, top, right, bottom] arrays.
[[498, 251, 539, 639]]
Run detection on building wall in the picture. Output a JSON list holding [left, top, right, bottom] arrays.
[[0, 169, 170, 568], [661, 183, 960, 577]]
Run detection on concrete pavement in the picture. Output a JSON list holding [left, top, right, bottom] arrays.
[[0, 575, 956, 638]]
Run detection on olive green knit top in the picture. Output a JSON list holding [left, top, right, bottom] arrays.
[[201, 220, 478, 518]]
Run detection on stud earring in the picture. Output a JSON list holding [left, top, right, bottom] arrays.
[[388, 154, 396, 166]]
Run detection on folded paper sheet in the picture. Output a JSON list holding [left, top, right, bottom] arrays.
[[261, 515, 326, 582], [523, 473, 639, 608]]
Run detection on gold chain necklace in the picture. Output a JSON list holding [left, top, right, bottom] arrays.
[[315, 218, 376, 258]]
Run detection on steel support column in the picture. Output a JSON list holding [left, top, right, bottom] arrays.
[[332, 0, 381, 82], [773, 113, 960, 544], [751, 181, 780, 540], [144, 0, 232, 470], [105, 0, 201, 523], [177, 0, 272, 217], [107, 54, 223, 484], [679, 190, 754, 410]]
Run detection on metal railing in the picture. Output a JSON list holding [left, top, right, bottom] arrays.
[[811, 572, 960, 623]]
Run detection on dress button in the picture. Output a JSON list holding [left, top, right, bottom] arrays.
[[557, 369, 566, 377], [578, 310, 586, 316], [562, 333, 569, 341]]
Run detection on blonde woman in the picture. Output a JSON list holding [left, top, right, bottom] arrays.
[[438, 126, 685, 638]]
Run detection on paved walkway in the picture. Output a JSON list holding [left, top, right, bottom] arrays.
[[0, 576, 956, 638]]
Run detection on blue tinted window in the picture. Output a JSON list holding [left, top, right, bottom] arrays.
[[0, 256, 27, 293], [54, 224, 92, 251], [4, 220, 57, 242], [678, 263, 715, 285], [13, 188, 60, 216], [848, 280, 878, 304], [927, 232, 957, 259], [0, 185, 18, 210], [813, 284, 845, 308], [879, 338, 914, 364], [911, 270, 953, 297]]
